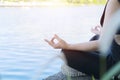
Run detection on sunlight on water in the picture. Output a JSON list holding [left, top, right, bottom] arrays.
[[0, 6, 104, 80]]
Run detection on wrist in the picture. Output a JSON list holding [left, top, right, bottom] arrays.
[[64, 43, 72, 50]]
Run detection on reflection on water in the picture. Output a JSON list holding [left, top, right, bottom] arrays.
[[0, 5, 104, 80]]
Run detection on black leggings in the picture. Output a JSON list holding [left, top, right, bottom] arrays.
[[62, 35, 103, 79], [62, 49, 100, 78]]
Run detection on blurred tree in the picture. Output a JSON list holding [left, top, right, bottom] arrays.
[[1, 0, 107, 4]]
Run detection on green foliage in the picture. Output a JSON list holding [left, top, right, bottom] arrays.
[[101, 61, 120, 80], [65, 0, 106, 4], [2, 0, 107, 4]]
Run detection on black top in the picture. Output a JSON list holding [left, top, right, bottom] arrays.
[[116, 28, 120, 34], [100, 0, 109, 26], [118, 0, 120, 3]]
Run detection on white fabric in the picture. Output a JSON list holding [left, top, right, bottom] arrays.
[[58, 51, 86, 77], [61, 64, 86, 77]]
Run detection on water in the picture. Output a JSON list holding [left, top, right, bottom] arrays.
[[0, 5, 104, 80]]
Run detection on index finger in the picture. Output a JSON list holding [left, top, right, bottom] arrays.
[[54, 34, 62, 41], [44, 39, 55, 47]]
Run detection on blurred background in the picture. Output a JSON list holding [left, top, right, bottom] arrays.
[[0, 0, 106, 6], [0, 0, 106, 80]]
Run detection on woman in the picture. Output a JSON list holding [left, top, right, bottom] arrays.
[[45, 0, 120, 79]]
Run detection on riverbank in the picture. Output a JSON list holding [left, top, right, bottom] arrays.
[[0, 1, 106, 7]]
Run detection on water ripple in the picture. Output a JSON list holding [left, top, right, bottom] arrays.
[[0, 6, 104, 80]]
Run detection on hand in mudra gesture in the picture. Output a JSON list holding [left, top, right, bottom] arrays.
[[91, 25, 102, 35], [44, 34, 68, 49]]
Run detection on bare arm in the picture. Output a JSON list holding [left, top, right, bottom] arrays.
[[100, 0, 120, 43], [45, 0, 120, 52], [45, 34, 99, 51], [66, 40, 99, 51], [103, 0, 120, 25]]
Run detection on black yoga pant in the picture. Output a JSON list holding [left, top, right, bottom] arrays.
[[62, 49, 101, 78], [62, 35, 101, 78], [61, 35, 116, 79]]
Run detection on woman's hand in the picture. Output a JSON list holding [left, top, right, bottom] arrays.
[[44, 34, 68, 49], [91, 25, 102, 35]]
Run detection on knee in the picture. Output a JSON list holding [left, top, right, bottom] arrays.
[[61, 49, 74, 55], [61, 49, 69, 53]]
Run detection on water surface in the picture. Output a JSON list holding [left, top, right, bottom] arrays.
[[0, 5, 104, 80]]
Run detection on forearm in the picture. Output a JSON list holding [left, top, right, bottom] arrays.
[[65, 40, 99, 51]]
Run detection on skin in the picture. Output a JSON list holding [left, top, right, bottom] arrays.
[[91, 25, 102, 35], [45, 0, 120, 52]]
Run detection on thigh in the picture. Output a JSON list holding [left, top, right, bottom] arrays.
[[62, 49, 100, 78]]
